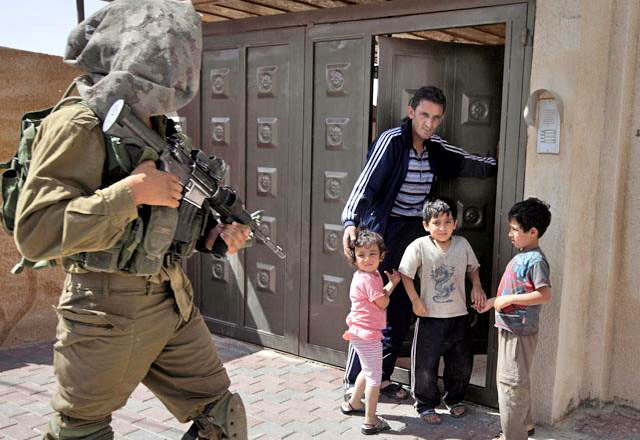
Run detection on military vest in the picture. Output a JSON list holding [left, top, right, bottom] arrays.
[[67, 117, 206, 276]]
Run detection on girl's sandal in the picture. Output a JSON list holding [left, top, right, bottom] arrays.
[[420, 409, 442, 425], [340, 401, 365, 415], [361, 418, 391, 435]]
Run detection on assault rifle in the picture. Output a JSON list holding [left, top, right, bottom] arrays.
[[102, 99, 286, 259]]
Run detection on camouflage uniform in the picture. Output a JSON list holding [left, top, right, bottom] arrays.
[[13, 1, 246, 439]]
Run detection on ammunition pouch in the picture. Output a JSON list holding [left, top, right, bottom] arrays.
[[128, 206, 178, 275]]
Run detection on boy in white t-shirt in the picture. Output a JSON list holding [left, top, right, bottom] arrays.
[[398, 198, 487, 425]]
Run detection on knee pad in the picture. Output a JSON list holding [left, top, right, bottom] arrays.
[[182, 392, 247, 440]]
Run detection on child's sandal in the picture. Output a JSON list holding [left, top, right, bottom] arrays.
[[361, 418, 391, 435], [448, 403, 466, 418], [420, 409, 442, 425], [340, 401, 365, 415]]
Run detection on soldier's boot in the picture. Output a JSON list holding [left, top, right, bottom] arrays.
[[43, 413, 113, 440], [182, 392, 247, 440]]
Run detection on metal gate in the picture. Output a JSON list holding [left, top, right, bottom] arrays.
[[190, 0, 533, 407]]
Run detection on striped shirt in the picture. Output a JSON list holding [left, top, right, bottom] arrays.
[[390, 148, 433, 217]]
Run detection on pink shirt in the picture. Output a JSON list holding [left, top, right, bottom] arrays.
[[343, 270, 386, 341]]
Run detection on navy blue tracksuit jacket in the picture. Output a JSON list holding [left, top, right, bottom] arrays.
[[341, 118, 496, 235]]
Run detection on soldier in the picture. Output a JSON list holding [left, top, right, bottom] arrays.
[[14, 1, 250, 439]]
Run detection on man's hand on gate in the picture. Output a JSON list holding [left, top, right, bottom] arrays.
[[342, 225, 357, 258], [125, 160, 183, 208]]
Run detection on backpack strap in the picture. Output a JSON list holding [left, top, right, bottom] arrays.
[[52, 96, 83, 113], [4, 81, 79, 274], [61, 81, 77, 99]]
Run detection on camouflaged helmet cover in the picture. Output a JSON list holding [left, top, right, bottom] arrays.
[[64, 0, 202, 120]]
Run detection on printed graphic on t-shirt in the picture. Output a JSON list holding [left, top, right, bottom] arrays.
[[431, 265, 455, 303], [398, 235, 477, 318], [494, 248, 550, 335], [497, 255, 538, 313]]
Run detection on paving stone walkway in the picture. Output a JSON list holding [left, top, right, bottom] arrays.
[[0, 335, 634, 439]]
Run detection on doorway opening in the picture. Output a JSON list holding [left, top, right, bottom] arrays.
[[369, 23, 506, 403], [370, 24, 506, 142]]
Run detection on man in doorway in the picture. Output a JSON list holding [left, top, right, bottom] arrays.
[[14, 1, 250, 439], [341, 85, 497, 401]]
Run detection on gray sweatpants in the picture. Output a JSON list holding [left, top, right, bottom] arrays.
[[496, 329, 538, 440]]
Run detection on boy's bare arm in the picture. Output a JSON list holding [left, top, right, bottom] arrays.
[[467, 268, 487, 310], [494, 286, 551, 311], [401, 273, 428, 317], [477, 286, 551, 313], [476, 296, 495, 313], [400, 273, 419, 302]]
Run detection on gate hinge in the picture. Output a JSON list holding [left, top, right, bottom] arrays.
[[520, 28, 532, 46]]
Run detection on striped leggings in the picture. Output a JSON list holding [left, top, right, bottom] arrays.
[[349, 336, 383, 387]]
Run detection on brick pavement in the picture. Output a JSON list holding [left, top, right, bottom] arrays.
[[0, 335, 631, 440]]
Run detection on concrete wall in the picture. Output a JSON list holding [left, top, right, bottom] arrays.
[[526, 0, 640, 423], [0, 47, 80, 348], [601, 0, 640, 409]]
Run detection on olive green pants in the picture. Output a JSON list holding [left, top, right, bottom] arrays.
[[45, 273, 230, 439]]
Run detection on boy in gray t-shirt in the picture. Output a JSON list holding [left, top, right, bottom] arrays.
[[398, 198, 487, 424], [478, 198, 552, 440]]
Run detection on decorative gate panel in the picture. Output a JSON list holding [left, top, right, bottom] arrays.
[[303, 35, 372, 361], [199, 29, 304, 353], [201, 47, 243, 327]]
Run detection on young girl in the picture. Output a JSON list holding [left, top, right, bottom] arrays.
[[341, 228, 401, 435]]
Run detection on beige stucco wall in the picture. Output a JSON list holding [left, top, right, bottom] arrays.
[[0, 47, 80, 348], [527, 0, 640, 423], [603, 0, 640, 408]]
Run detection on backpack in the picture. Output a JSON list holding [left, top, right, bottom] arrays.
[[0, 83, 82, 274]]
